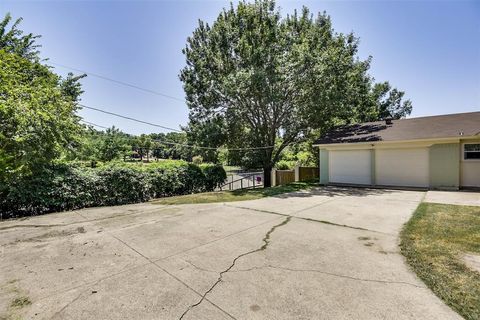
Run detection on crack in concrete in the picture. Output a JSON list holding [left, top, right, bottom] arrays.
[[24, 216, 282, 309], [178, 216, 291, 320], [154, 216, 281, 262], [224, 204, 392, 236], [231, 264, 427, 289], [108, 232, 236, 320]]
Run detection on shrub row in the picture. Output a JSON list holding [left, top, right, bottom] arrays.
[[0, 162, 226, 218]]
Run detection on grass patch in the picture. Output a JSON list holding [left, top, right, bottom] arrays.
[[152, 182, 317, 205], [400, 202, 480, 320], [10, 296, 31, 308]]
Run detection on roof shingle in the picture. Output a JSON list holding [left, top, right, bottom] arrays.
[[314, 112, 480, 145]]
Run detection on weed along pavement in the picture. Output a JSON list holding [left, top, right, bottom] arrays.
[[0, 187, 461, 319]]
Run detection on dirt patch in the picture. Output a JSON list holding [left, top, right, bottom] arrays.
[[358, 236, 371, 241], [0, 279, 31, 320], [249, 304, 261, 312], [12, 226, 87, 245], [463, 254, 480, 274]]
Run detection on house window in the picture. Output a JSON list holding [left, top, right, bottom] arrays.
[[464, 143, 480, 160]]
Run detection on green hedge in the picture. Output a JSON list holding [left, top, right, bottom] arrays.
[[0, 162, 226, 218]]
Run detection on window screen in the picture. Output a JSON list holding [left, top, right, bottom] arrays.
[[464, 144, 480, 160]]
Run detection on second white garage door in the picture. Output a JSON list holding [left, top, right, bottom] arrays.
[[329, 150, 372, 185], [376, 148, 429, 188]]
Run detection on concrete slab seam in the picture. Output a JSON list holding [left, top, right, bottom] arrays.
[[224, 204, 394, 236], [107, 232, 237, 320], [178, 216, 291, 320], [231, 265, 427, 289]]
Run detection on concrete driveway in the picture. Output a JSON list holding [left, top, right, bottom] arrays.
[[0, 187, 461, 320]]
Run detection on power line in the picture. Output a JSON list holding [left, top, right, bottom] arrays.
[[79, 104, 273, 150], [149, 138, 274, 151], [79, 115, 274, 151], [79, 103, 184, 133], [51, 62, 185, 103], [80, 119, 108, 129], [56, 58, 276, 150]]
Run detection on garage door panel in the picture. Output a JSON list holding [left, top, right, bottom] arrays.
[[329, 150, 371, 185], [376, 148, 429, 188]]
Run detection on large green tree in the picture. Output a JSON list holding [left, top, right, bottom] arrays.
[[0, 13, 86, 177], [0, 50, 83, 175], [180, 0, 412, 186], [98, 126, 131, 162]]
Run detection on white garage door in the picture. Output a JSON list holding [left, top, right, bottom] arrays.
[[329, 150, 372, 185], [376, 148, 429, 188]]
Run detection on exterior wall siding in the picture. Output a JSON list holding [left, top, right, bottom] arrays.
[[370, 149, 376, 186], [319, 149, 329, 184], [460, 139, 480, 188], [429, 143, 460, 189]]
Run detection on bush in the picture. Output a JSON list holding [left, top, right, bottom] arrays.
[[0, 164, 98, 215], [0, 161, 227, 218], [96, 167, 152, 205], [201, 164, 227, 191]]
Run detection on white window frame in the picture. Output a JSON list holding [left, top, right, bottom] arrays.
[[463, 143, 480, 161]]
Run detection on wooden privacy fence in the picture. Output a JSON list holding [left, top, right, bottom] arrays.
[[275, 170, 295, 186], [272, 165, 320, 186], [298, 166, 320, 181]]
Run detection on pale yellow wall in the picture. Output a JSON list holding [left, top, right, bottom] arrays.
[[461, 139, 480, 187]]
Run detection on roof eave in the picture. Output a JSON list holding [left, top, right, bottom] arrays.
[[312, 135, 480, 148]]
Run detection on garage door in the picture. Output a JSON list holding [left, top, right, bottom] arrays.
[[329, 150, 372, 185], [376, 148, 429, 188]]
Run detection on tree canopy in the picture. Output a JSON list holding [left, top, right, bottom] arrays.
[[0, 50, 83, 176], [0, 13, 41, 61], [0, 13, 86, 178], [180, 0, 412, 186]]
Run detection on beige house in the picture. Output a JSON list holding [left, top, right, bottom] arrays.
[[313, 112, 480, 190]]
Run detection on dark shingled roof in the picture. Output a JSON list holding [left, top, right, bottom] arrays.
[[314, 112, 480, 145]]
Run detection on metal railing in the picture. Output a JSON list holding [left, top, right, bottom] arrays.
[[219, 172, 263, 191]]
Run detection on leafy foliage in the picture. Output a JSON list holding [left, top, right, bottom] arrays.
[[0, 13, 41, 61], [0, 50, 83, 178], [200, 163, 228, 190], [98, 126, 131, 162], [150, 132, 194, 161], [180, 0, 412, 185], [0, 161, 227, 217]]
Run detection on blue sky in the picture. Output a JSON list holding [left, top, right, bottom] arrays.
[[2, 0, 479, 135]]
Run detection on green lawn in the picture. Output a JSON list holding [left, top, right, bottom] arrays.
[[400, 202, 480, 320], [152, 182, 317, 205]]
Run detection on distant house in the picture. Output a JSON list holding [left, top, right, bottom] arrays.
[[313, 112, 480, 190]]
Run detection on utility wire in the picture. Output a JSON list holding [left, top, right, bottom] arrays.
[[78, 116, 274, 151], [80, 119, 108, 129], [79, 103, 184, 133], [51, 62, 185, 102], [79, 104, 274, 150], [57, 62, 276, 151], [149, 139, 274, 151]]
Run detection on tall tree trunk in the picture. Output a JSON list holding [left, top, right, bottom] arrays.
[[263, 166, 272, 188]]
